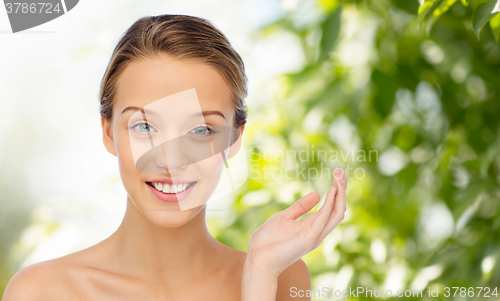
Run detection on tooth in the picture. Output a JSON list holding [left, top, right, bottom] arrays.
[[177, 184, 183, 192], [157, 183, 163, 191], [182, 183, 187, 191], [163, 184, 170, 193], [171, 185, 177, 193]]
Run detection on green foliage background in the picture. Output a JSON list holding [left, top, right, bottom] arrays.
[[207, 0, 500, 300], [1, 0, 500, 300]]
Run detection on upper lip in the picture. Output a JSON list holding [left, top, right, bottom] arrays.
[[147, 178, 195, 185]]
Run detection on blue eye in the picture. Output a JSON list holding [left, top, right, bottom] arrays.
[[189, 126, 218, 135], [131, 123, 156, 133]]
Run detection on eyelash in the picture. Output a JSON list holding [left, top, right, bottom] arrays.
[[129, 121, 157, 134], [188, 125, 219, 135], [129, 122, 219, 135]]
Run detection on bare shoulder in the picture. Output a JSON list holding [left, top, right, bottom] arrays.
[[1, 244, 105, 301], [276, 259, 311, 301], [2, 257, 79, 301], [215, 240, 247, 266]]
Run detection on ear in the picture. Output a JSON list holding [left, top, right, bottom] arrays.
[[101, 116, 117, 157], [227, 125, 245, 160]]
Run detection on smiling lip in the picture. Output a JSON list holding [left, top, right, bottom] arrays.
[[146, 178, 196, 203], [147, 178, 193, 185]]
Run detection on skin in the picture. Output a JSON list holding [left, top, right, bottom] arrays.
[[2, 54, 347, 301]]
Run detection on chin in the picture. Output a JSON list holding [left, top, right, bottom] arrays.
[[144, 206, 205, 228]]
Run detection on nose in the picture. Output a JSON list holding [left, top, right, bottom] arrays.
[[154, 137, 189, 172], [135, 137, 186, 174]]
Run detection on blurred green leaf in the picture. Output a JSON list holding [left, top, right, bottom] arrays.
[[371, 69, 399, 118], [318, 0, 339, 13], [472, 0, 499, 38], [319, 5, 342, 61], [391, 0, 419, 14], [419, 0, 459, 35], [470, 0, 490, 8], [490, 12, 500, 42], [434, 0, 459, 17], [418, 1, 435, 26]]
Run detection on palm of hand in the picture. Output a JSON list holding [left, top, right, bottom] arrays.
[[247, 168, 347, 276]]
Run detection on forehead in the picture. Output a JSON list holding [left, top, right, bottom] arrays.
[[114, 54, 234, 120]]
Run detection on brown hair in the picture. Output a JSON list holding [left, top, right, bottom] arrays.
[[99, 14, 248, 127]]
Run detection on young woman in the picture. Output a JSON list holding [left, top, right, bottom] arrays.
[[3, 14, 347, 300]]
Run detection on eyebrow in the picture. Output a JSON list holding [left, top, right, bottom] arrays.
[[193, 110, 226, 120], [121, 106, 159, 116], [121, 106, 226, 120]]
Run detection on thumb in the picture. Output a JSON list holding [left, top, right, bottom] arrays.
[[283, 191, 321, 220]]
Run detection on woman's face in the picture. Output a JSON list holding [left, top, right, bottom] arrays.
[[101, 54, 240, 228]]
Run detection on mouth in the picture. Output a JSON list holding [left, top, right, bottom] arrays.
[[145, 180, 197, 203], [146, 181, 197, 194]]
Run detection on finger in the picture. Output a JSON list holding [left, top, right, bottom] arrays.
[[332, 167, 347, 212], [301, 210, 319, 223], [310, 186, 338, 231], [301, 188, 335, 225], [333, 166, 344, 188], [332, 174, 346, 216], [317, 177, 347, 241], [308, 167, 342, 229], [283, 191, 321, 220]]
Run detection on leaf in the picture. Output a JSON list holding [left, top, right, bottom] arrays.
[[371, 69, 400, 118], [392, 0, 419, 14], [318, 0, 339, 13], [490, 12, 500, 42], [418, 0, 458, 35], [433, 0, 459, 18], [418, 1, 435, 21], [427, 0, 459, 33], [418, 1, 435, 32], [472, 0, 499, 38], [461, 0, 469, 5], [470, 0, 490, 8], [319, 5, 342, 61]]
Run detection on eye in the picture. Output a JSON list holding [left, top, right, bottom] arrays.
[[131, 122, 156, 133], [189, 126, 218, 135]]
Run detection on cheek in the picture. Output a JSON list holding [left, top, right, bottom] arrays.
[[115, 135, 141, 180], [198, 153, 225, 180]]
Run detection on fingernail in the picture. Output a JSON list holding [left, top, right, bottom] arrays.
[[334, 167, 341, 177]]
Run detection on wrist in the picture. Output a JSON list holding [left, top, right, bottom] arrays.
[[243, 252, 280, 280], [242, 252, 279, 301]]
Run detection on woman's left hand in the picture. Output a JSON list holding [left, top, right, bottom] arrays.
[[245, 167, 347, 278]]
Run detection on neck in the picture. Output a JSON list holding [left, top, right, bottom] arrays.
[[108, 197, 219, 282]]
